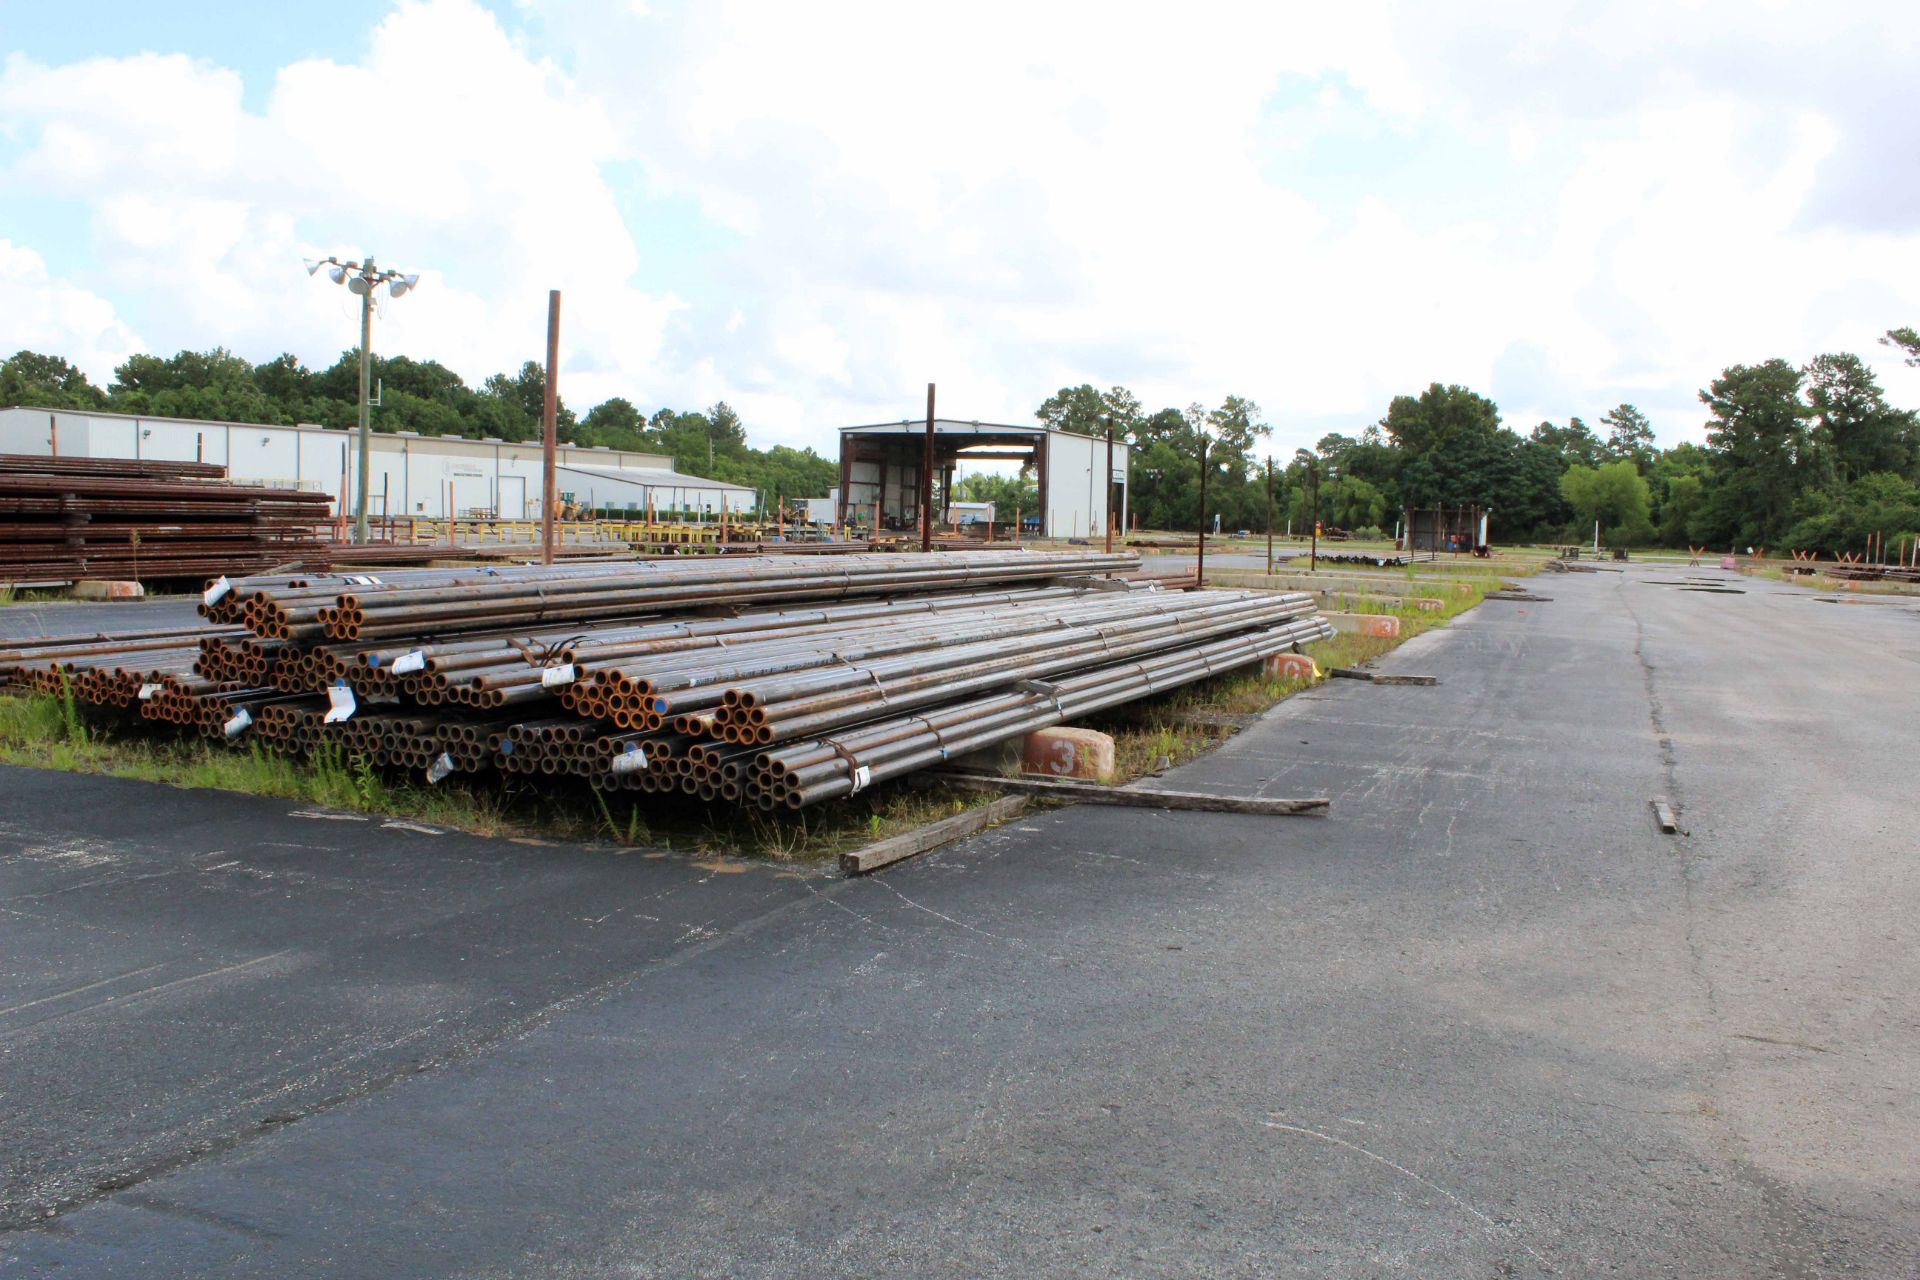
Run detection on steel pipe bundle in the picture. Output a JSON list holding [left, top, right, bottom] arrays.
[[751, 615, 1335, 809], [203, 550, 1136, 641], [4, 550, 1338, 816], [0, 455, 331, 584]]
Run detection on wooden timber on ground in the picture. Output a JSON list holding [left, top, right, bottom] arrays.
[[927, 771, 1330, 815], [1651, 799, 1680, 834], [839, 795, 1031, 875], [1336, 667, 1443, 687]]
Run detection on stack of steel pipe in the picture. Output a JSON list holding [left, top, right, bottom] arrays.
[[3, 550, 1337, 812], [0, 454, 332, 584], [200, 550, 1137, 641], [748, 616, 1331, 809]]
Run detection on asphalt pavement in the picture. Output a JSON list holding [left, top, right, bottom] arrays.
[[2, 564, 1916, 1277]]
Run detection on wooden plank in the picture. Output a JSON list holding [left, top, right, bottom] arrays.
[[1330, 669, 1438, 686], [928, 772, 1329, 815], [839, 795, 1030, 876], [1650, 799, 1679, 834]]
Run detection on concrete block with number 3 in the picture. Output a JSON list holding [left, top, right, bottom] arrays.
[[1022, 727, 1115, 781]]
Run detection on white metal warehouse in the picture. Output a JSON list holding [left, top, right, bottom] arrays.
[[0, 406, 756, 520]]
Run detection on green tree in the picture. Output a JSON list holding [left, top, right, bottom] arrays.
[[1561, 460, 1654, 544], [1804, 353, 1915, 485], [0, 351, 108, 409], [1600, 404, 1656, 472], [1659, 474, 1706, 546], [109, 348, 283, 423], [1529, 417, 1605, 469], [577, 396, 648, 451], [1881, 326, 1920, 368], [1382, 384, 1518, 510], [1695, 359, 1812, 547], [1782, 472, 1920, 556], [953, 471, 1038, 515], [1035, 384, 1107, 436], [480, 361, 576, 442], [707, 401, 748, 451]]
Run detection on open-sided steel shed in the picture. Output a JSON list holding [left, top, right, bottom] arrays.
[[835, 419, 1127, 538]]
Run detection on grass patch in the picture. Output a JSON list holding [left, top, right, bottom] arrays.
[[0, 691, 518, 834], [0, 688, 999, 863]]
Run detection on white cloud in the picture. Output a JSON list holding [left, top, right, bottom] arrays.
[[0, 0, 678, 411], [1, 0, 1917, 458], [0, 239, 144, 376]]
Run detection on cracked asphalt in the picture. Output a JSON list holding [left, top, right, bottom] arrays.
[[2, 564, 1916, 1277]]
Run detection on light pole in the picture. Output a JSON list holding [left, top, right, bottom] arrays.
[[306, 255, 420, 544]]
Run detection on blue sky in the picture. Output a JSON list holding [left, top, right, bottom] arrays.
[[2, 0, 1916, 459]]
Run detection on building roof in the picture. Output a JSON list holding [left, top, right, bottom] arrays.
[[838, 418, 1044, 438], [836, 418, 1127, 450], [0, 404, 674, 470], [554, 462, 755, 493]]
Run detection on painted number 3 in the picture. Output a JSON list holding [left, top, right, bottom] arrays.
[[1045, 741, 1080, 775]]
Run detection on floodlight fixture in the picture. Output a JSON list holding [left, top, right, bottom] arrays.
[[303, 252, 422, 544]]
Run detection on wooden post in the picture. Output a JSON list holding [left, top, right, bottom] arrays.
[[921, 382, 936, 553], [1310, 463, 1320, 572], [1013, 506, 1021, 546], [541, 289, 560, 566], [1265, 456, 1274, 573], [1196, 433, 1208, 585], [1104, 414, 1115, 555]]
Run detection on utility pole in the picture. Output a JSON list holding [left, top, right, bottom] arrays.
[[1104, 414, 1115, 555], [354, 262, 374, 545], [306, 255, 420, 545], [1310, 459, 1321, 572], [921, 383, 936, 553], [1196, 432, 1209, 586], [1265, 457, 1274, 573], [541, 290, 561, 566]]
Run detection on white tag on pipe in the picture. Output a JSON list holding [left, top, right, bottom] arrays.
[[202, 576, 232, 606], [323, 682, 356, 724], [540, 663, 578, 689], [390, 650, 426, 675], [426, 753, 455, 784], [137, 682, 160, 701], [609, 746, 648, 775], [223, 708, 252, 738], [850, 764, 872, 794]]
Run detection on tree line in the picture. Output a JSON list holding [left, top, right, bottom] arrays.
[[0, 347, 838, 509], [1023, 329, 1920, 553], [6, 331, 1918, 552]]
